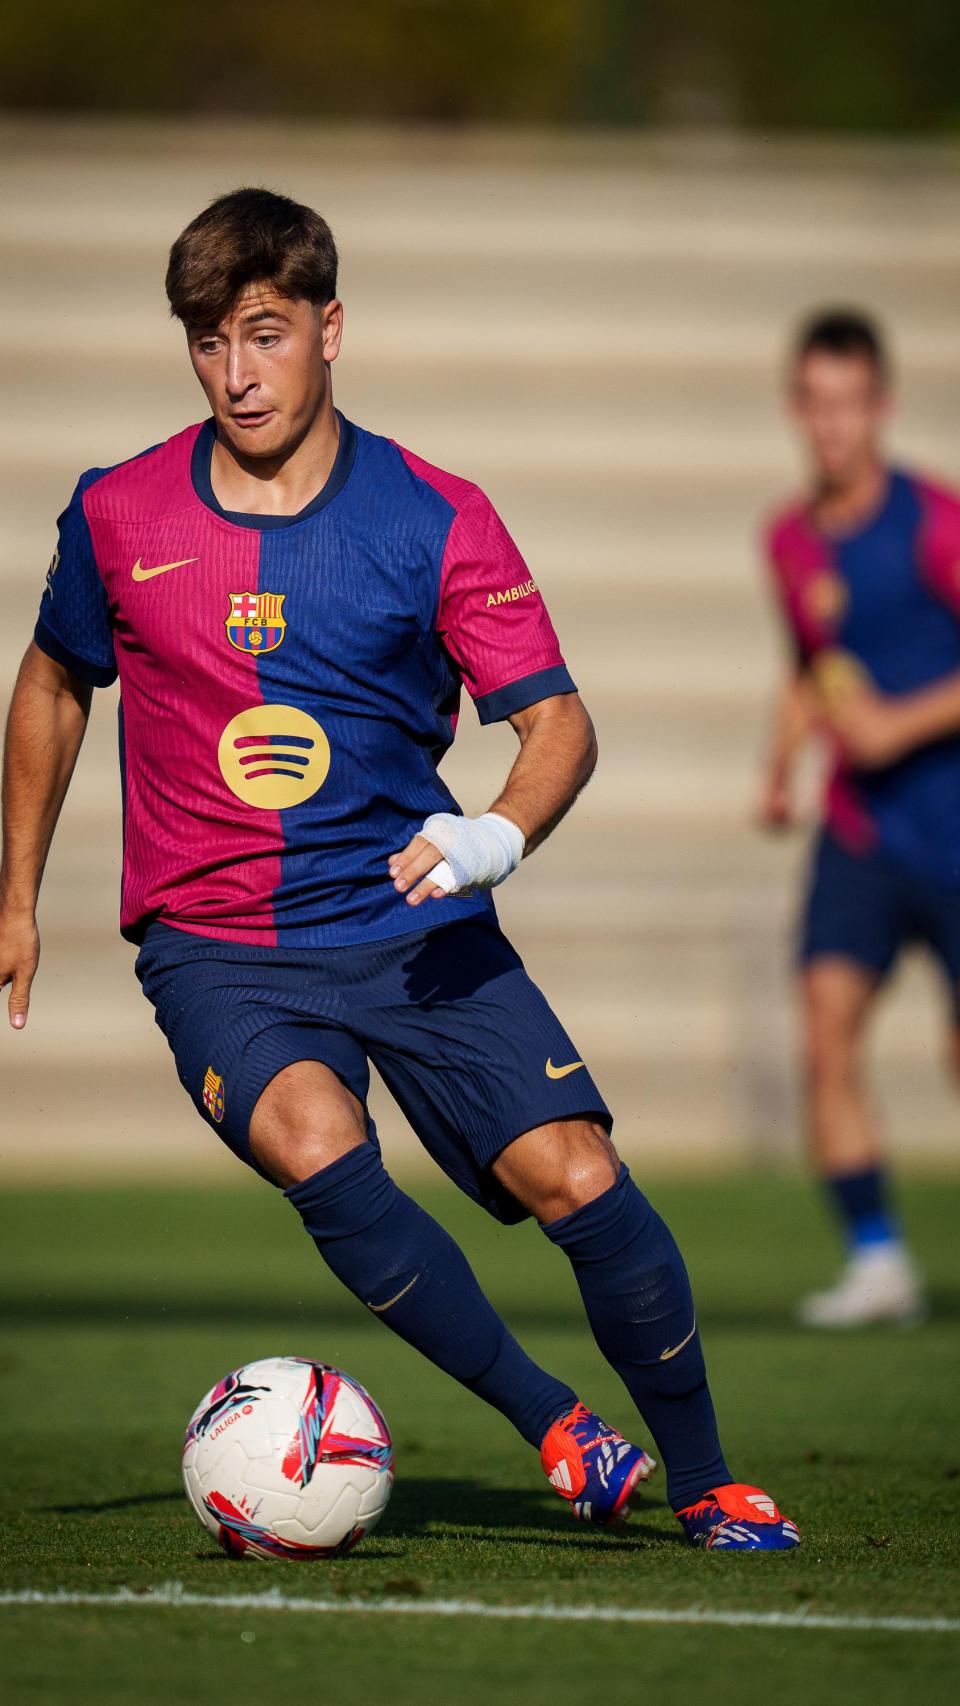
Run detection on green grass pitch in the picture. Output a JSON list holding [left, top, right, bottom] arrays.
[[1, 1173, 958, 1704]]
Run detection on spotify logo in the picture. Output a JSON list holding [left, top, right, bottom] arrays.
[[218, 704, 331, 810]]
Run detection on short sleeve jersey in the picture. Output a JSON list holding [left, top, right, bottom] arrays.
[[35, 415, 575, 945], [765, 468, 960, 885]]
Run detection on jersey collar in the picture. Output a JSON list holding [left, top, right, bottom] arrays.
[[809, 466, 902, 546], [190, 411, 358, 530]]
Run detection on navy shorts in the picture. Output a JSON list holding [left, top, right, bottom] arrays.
[[800, 828, 960, 994], [135, 915, 610, 1222]]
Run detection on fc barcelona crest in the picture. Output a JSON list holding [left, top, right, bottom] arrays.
[[202, 1066, 225, 1124], [225, 591, 286, 654]]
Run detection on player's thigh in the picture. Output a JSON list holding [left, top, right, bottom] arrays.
[[170, 1009, 371, 1184], [135, 931, 372, 1182], [799, 830, 900, 1060], [912, 882, 960, 1084], [364, 915, 612, 1223]]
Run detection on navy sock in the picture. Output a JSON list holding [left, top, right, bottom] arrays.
[[541, 1165, 731, 1510], [826, 1165, 900, 1252], [286, 1143, 575, 1449]]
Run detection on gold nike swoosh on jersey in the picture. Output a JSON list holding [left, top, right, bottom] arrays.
[[659, 1317, 697, 1361], [131, 556, 200, 581], [545, 1058, 586, 1080], [367, 1273, 420, 1313]]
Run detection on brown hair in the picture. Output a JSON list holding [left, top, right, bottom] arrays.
[[165, 187, 338, 328], [794, 308, 889, 384]]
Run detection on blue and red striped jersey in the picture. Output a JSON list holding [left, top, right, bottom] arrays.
[[766, 467, 960, 885], [35, 414, 576, 945]]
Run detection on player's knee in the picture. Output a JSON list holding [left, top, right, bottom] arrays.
[[803, 1015, 859, 1087], [248, 1063, 369, 1188], [496, 1120, 620, 1222], [802, 989, 863, 1084], [258, 1125, 368, 1190], [553, 1142, 620, 1219]]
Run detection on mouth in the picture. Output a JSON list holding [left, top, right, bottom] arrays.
[[229, 409, 275, 430]]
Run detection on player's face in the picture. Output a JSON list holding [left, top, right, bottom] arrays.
[[790, 352, 890, 486], [187, 286, 343, 461]]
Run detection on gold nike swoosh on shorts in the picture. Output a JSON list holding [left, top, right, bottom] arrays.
[[545, 1058, 586, 1080], [131, 556, 200, 581], [367, 1273, 420, 1313], [660, 1317, 697, 1361]]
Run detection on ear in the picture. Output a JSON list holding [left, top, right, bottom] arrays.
[[320, 299, 343, 364]]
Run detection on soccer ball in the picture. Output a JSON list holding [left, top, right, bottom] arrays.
[[182, 1356, 394, 1559]]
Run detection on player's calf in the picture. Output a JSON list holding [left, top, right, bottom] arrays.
[[286, 1142, 580, 1448]]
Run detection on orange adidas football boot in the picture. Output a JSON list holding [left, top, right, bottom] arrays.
[[541, 1402, 657, 1525], [676, 1482, 800, 1549]]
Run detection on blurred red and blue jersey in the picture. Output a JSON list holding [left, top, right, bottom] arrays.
[[35, 415, 575, 945], [766, 468, 960, 885]]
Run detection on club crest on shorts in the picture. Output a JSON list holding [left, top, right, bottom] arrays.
[[202, 1066, 225, 1123], [225, 591, 286, 654]]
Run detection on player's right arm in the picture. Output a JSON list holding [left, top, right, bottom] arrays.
[[1, 473, 117, 1029], [756, 667, 815, 831], [0, 645, 93, 1028], [756, 510, 821, 832]]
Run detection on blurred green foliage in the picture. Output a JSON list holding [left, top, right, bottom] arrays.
[[3, 0, 960, 131]]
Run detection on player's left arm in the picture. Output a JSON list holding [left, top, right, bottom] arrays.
[[390, 690, 597, 905], [390, 484, 592, 906], [832, 481, 960, 769], [829, 669, 960, 769]]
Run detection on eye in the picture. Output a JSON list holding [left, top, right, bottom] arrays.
[[254, 334, 279, 348], [196, 340, 219, 356]]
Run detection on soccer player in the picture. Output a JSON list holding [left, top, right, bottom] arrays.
[[760, 307, 960, 1327], [1, 188, 797, 1549]]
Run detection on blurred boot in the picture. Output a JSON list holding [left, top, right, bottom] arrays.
[[797, 1245, 927, 1327]]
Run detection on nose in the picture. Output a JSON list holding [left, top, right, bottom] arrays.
[[225, 343, 257, 401]]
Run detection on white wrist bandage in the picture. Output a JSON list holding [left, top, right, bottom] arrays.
[[421, 811, 526, 895]]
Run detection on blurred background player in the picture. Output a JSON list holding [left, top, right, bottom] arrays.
[[759, 308, 960, 1327]]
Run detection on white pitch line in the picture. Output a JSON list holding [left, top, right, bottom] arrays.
[[0, 1586, 958, 1634]]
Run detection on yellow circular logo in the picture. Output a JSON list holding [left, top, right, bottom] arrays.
[[218, 704, 331, 810]]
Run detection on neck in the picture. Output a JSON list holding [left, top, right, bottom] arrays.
[[811, 455, 887, 533], [211, 398, 340, 516]]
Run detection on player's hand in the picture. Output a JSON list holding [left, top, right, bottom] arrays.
[[828, 690, 913, 770], [389, 813, 525, 905], [755, 771, 795, 832], [0, 906, 40, 1029], [388, 836, 450, 907]]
